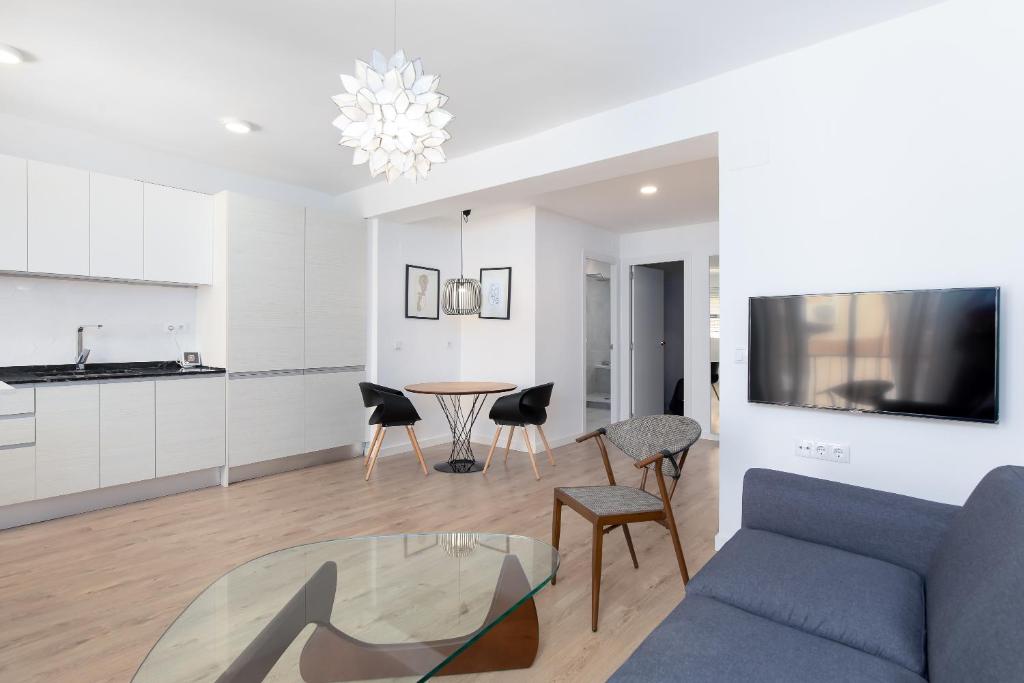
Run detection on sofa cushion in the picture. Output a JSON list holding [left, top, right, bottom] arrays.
[[926, 465, 1024, 683], [687, 529, 926, 673], [608, 595, 927, 683]]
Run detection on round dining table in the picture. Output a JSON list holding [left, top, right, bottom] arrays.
[[405, 381, 517, 473]]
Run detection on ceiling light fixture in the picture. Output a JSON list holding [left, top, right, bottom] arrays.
[[442, 210, 481, 315], [640, 185, 658, 195], [332, 0, 452, 183], [0, 44, 25, 65], [221, 118, 253, 135]]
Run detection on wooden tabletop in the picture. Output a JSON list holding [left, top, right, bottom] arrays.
[[405, 381, 517, 396]]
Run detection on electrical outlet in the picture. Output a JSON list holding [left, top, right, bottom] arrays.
[[795, 439, 814, 458], [829, 443, 851, 463], [813, 441, 830, 459]]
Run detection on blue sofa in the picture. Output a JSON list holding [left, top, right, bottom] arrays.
[[610, 466, 1024, 682]]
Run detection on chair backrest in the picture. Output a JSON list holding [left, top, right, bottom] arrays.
[[602, 414, 701, 480], [668, 378, 685, 416], [358, 382, 402, 408], [925, 465, 1024, 682], [521, 382, 554, 413]]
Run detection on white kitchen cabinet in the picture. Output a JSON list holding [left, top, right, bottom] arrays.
[[35, 384, 100, 498], [305, 209, 366, 368], [143, 183, 213, 285], [228, 374, 305, 466], [304, 370, 365, 453], [155, 376, 225, 477], [100, 381, 155, 487], [0, 446, 35, 506], [90, 172, 144, 280], [0, 416, 35, 448], [27, 161, 90, 276], [0, 386, 33, 416], [0, 154, 27, 272], [226, 194, 305, 372]]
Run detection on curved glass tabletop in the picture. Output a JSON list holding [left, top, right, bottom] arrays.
[[133, 533, 558, 683]]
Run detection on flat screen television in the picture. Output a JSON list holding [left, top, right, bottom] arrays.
[[748, 287, 999, 423]]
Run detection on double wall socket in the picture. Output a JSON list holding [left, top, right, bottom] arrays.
[[796, 439, 850, 463]]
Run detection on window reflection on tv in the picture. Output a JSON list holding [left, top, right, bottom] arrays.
[[748, 288, 999, 423]]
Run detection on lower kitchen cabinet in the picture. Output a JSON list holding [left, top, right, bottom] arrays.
[[36, 384, 100, 498], [304, 370, 365, 453], [0, 446, 35, 506], [228, 374, 305, 467], [100, 381, 156, 487], [156, 377, 226, 477]]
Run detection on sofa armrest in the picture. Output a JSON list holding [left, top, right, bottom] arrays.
[[741, 468, 959, 575]]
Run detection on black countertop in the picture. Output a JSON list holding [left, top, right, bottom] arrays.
[[0, 361, 226, 385]]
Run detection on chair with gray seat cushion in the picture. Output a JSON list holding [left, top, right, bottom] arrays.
[[609, 465, 1024, 682], [552, 414, 701, 632]]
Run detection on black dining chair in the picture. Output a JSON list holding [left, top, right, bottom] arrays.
[[358, 382, 428, 481], [482, 382, 555, 480], [710, 361, 720, 400], [668, 378, 685, 416]]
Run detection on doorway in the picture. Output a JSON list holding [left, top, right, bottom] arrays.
[[585, 259, 613, 431], [631, 261, 685, 418], [709, 255, 720, 435]]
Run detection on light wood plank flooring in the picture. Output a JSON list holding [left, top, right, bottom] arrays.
[[0, 438, 718, 682]]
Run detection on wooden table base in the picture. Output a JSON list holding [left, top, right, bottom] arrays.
[[215, 556, 540, 682]]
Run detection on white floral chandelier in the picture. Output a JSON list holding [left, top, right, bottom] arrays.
[[332, 49, 452, 183]]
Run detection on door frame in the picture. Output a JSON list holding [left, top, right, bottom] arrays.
[[580, 251, 620, 435], [619, 250, 696, 424]]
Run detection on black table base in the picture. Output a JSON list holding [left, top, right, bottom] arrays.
[[434, 393, 490, 474]]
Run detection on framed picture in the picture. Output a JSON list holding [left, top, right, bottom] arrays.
[[479, 267, 512, 320], [405, 264, 440, 319]]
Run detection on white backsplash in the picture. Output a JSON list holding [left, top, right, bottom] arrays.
[[0, 275, 197, 366]]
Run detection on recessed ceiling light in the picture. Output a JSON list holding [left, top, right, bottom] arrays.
[[0, 44, 25, 65], [640, 185, 658, 195], [221, 118, 253, 135]]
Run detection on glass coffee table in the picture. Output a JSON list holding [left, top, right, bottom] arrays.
[[133, 533, 558, 683]]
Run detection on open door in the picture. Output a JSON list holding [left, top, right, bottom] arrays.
[[631, 265, 665, 417]]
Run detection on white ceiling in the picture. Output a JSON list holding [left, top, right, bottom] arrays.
[[534, 157, 719, 233], [0, 0, 944, 194]]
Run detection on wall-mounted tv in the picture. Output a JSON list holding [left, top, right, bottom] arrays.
[[748, 287, 999, 423]]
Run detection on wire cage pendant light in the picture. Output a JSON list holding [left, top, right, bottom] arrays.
[[442, 210, 481, 316]]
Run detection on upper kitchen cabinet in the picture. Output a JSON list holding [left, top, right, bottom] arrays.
[[143, 183, 213, 285], [90, 173, 144, 280], [0, 154, 27, 272], [225, 193, 305, 372], [305, 210, 366, 368], [27, 161, 90, 276]]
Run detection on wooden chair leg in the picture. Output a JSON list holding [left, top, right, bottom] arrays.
[[364, 427, 387, 481], [621, 524, 639, 569], [592, 523, 603, 632], [522, 428, 541, 481], [365, 425, 382, 467], [483, 426, 502, 474], [551, 496, 563, 585], [406, 426, 428, 476], [665, 511, 690, 585], [503, 426, 516, 463], [537, 425, 555, 466]]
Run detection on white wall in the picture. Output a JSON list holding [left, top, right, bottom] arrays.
[[361, 0, 1024, 548], [371, 219, 462, 454], [461, 208, 537, 444], [0, 275, 196, 365], [535, 209, 619, 444], [619, 223, 720, 437]]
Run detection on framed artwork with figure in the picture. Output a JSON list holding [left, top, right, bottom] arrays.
[[479, 267, 512, 320], [405, 264, 440, 320]]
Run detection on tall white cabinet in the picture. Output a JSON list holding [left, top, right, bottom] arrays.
[[90, 173, 144, 280], [27, 161, 90, 276], [200, 192, 367, 473]]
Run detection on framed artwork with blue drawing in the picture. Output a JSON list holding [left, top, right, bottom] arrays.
[[479, 267, 511, 320]]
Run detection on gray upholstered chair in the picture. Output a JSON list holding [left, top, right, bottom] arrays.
[[552, 414, 702, 631]]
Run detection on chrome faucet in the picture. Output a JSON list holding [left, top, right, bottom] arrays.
[[76, 325, 103, 369]]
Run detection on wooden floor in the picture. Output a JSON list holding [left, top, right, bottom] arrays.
[[0, 437, 718, 682]]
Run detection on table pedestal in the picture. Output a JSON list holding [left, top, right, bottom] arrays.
[[433, 393, 489, 473]]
